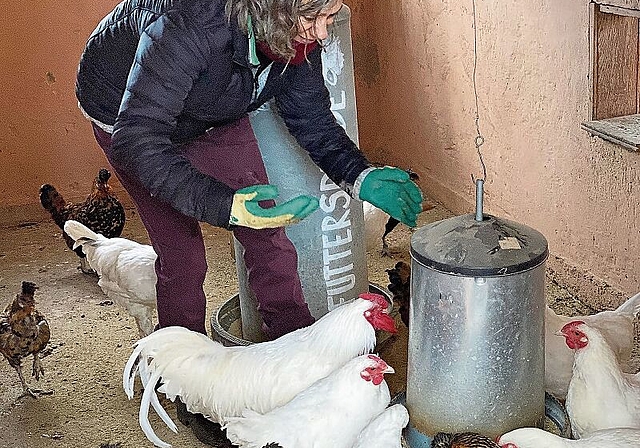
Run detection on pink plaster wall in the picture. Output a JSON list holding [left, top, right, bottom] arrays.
[[0, 0, 124, 208], [349, 0, 640, 293]]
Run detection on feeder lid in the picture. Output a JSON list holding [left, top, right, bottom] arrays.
[[410, 213, 548, 276]]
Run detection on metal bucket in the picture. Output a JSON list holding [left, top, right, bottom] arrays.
[[235, 5, 369, 341], [211, 283, 393, 346], [407, 213, 548, 440]]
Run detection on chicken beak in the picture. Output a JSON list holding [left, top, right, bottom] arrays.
[[384, 365, 395, 374]]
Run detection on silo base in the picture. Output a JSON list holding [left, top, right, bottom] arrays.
[[391, 391, 571, 447]]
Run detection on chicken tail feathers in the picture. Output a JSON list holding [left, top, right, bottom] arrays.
[[39, 184, 63, 211], [138, 358, 177, 433], [122, 337, 156, 398], [123, 343, 143, 399], [39, 184, 68, 226], [139, 368, 176, 448], [63, 220, 102, 250], [124, 339, 178, 448], [124, 327, 225, 447], [615, 291, 640, 316]]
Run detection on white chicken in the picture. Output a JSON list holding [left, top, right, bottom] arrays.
[[498, 426, 640, 447], [352, 403, 409, 448], [224, 354, 394, 448], [123, 293, 396, 448], [364, 201, 393, 255], [63, 220, 157, 337], [560, 320, 640, 438], [545, 292, 640, 399]]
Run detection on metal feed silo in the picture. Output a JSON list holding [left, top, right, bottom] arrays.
[[234, 5, 369, 342], [406, 213, 548, 442]]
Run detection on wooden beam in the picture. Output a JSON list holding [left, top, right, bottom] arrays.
[[582, 114, 640, 151], [601, 4, 640, 17], [594, 0, 640, 10]]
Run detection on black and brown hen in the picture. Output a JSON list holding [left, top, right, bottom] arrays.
[[386, 260, 411, 328], [431, 431, 500, 448], [0, 281, 52, 398], [40, 168, 126, 273]]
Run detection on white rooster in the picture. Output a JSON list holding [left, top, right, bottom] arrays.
[[123, 293, 396, 448], [545, 292, 640, 399], [352, 403, 409, 448], [63, 220, 157, 337], [560, 320, 640, 438], [224, 354, 394, 448], [498, 426, 640, 447]]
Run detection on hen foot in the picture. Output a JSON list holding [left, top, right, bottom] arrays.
[[17, 387, 54, 400]]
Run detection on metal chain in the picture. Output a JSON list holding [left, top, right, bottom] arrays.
[[471, 0, 487, 184]]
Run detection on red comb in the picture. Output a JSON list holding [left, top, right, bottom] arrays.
[[561, 320, 585, 333], [359, 292, 389, 308]]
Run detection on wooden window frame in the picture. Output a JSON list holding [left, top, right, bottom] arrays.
[[581, 1, 640, 151]]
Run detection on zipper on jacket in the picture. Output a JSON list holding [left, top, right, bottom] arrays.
[[253, 62, 273, 102]]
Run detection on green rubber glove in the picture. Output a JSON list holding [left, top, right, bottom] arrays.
[[359, 167, 423, 227], [229, 184, 319, 229]]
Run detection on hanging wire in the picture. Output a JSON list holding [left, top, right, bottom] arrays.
[[471, 0, 487, 184]]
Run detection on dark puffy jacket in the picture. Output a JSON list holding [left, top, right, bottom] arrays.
[[76, 0, 370, 229]]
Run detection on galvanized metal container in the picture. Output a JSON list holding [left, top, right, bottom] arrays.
[[406, 213, 548, 440], [235, 5, 368, 342], [211, 283, 394, 347]]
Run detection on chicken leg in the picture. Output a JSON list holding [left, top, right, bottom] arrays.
[[14, 358, 52, 399], [32, 353, 44, 380]]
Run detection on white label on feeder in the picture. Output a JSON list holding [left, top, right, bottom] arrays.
[[319, 174, 357, 309], [499, 237, 522, 250]]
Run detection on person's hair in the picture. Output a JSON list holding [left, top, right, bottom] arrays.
[[226, 0, 336, 60]]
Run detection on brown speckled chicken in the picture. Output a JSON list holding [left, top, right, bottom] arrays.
[[431, 432, 500, 448], [0, 281, 51, 398], [39, 168, 126, 273], [386, 260, 411, 328]]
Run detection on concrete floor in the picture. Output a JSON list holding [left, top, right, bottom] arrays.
[[0, 201, 637, 447]]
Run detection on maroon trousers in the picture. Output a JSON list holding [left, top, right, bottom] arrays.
[[92, 117, 314, 339]]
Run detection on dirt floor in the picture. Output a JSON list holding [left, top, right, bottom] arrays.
[[0, 202, 638, 448]]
